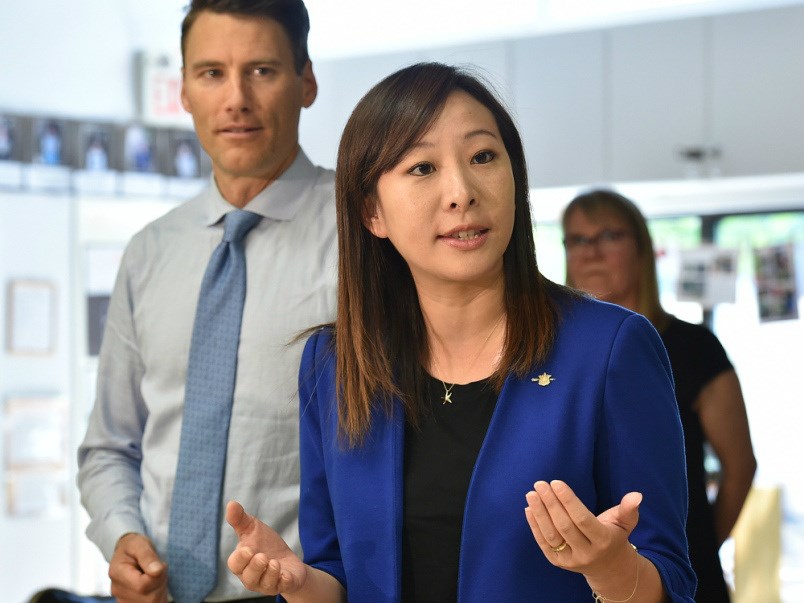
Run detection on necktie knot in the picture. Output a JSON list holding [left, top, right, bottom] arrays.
[[223, 209, 262, 243]]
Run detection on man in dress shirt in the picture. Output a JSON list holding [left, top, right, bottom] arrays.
[[77, 2, 336, 602]]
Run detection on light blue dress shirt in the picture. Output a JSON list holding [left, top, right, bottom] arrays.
[[77, 150, 337, 601]]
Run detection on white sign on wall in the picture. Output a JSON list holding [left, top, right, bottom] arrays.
[[137, 51, 193, 129]]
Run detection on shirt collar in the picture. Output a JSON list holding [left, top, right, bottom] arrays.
[[200, 149, 317, 227]]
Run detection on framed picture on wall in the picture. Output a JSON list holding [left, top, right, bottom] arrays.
[[169, 130, 202, 179], [122, 123, 158, 173], [79, 123, 115, 172], [0, 114, 25, 188], [2, 395, 67, 471], [5, 470, 68, 518], [754, 243, 798, 322], [5, 279, 57, 355], [677, 246, 738, 309], [0, 114, 18, 161], [31, 118, 73, 166], [2, 395, 69, 518]]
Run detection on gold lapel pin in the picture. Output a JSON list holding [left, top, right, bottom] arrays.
[[532, 372, 555, 386]]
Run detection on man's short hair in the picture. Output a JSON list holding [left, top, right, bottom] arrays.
[[181, 0, 311, 73]]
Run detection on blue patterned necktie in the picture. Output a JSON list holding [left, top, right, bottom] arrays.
[[167, 209, 262, 603]]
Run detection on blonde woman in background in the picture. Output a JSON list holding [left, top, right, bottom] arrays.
[[562, 189, 757, 602]]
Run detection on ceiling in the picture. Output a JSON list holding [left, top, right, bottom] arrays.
[[303, 0, 801, 59], [117, 0, 803, 60]]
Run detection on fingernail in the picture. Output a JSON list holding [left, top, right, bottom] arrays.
[[147, 561, 163, 573]]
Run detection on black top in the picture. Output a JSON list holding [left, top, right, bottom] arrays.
[[402, 374, 498, 603], [661, 316, 733, 603]]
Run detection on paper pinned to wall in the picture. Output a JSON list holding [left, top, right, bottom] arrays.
[[5, 280, 57, 355], [753, 243, 798, 322], [2, 395, 69, 518], [2, 395, 67, 470], [677, 245, 739, 309]]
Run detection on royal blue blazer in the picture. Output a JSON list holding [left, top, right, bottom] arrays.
[[298, 297, 696, 602]]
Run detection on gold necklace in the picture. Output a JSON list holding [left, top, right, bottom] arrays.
[[433, 313, 505, 405]]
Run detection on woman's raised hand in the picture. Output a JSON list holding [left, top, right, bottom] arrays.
[[525, 480, 641, 580], [226, 500, 308, 595]]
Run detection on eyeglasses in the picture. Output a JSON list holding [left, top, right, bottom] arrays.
[[563, 229, 631, 255]]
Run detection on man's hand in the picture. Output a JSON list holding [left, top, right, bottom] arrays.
[[108, 533, 168, 603]]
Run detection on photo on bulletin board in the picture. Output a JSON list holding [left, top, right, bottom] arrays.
[[677, 246, 738, 308], [754, 243, 798, 322], [2, 395, 67, 471], [169, 130, 202, 179], [5, 279, 57, 355], [2, 395, 69, 518], [5, 470, 69, 518], [122, 123, 158, 173], [80, 123, 114, 172], [32, 117, 72, 166], [0, 114, 18, 161]]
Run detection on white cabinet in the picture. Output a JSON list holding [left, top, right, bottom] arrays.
[[302, 4, 804, 185], [422, 40, 511, 100], [298, 59, 341, 171], [300, 50, 424, 170], [609, 18, 708, 182], [608, 5, 804, 182], [302, 44, 507, 171], [511, 31, 606, 188], [710, 5, 804, 177]]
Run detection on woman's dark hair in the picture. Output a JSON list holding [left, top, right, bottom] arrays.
[[335, 62, 566, 446], [181, 0, 310, 73], [562, 189, 668, 330]]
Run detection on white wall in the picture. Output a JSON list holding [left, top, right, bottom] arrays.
[[0, 4, 187, 594], [0, 194, 73, 602], [0, 0, 185, 119], [3, 0, 803, 119]]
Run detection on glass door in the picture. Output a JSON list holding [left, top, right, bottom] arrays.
[[713, 212, 804, 602]]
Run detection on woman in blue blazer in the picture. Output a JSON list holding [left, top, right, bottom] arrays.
[[226, 62, 696, 603]]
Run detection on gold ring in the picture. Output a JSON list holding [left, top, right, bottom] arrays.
[[550, 540, 568, 553]]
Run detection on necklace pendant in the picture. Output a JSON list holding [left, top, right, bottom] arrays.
[[442, 390, 453, 404]]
